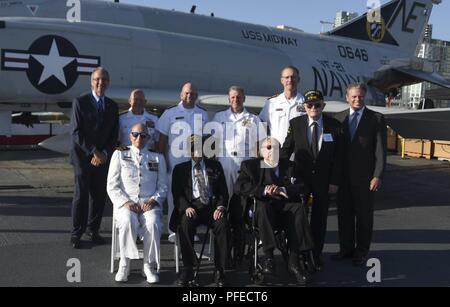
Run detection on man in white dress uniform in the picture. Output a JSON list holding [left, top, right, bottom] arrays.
[[107, 123, 168, 283]]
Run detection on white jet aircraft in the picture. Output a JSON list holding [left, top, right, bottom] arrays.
[[0, 0, 449, 153]]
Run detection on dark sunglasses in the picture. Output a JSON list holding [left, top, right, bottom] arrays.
[[305, 102, 323, 109], [131, 132, 148, 139]]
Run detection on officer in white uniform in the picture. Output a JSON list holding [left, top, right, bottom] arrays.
[[211, 86, 263, 199], [259, 65, 305, 146], [118, 89, 159, 151], [157, 82, 209, 242], [107, 122, 168, 284]]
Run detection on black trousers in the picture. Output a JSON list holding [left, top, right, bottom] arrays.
[[255, 199, 314, 253], [178, 204, 229, 270], [71, 163, 109, 238], [310, 184, 330, 258], [337, 183, 374, 257]]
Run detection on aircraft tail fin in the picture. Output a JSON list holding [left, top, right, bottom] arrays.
[[328, 0, 439, 55]]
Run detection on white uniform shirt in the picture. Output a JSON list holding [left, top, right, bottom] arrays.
[[156, 102, 209, 170], [107, 146, 168, 211], [118, 109, 159, 150], [259, 93, 305, 146], [212, 108, 262, 159]]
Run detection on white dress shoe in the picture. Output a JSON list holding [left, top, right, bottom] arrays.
[[115, 265, 129, 282], [168, 233, 176, 243], [142, 262, 159, 284]]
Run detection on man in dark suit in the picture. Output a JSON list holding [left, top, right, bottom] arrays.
[[332, 83, 387, 266], [170, 135, 229, 287], [69, 67, 119, 249], [235, 137, 314, 285], [281, 90, 343, 271]]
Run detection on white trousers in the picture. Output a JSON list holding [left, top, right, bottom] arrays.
[[115, 207, 161, 270]]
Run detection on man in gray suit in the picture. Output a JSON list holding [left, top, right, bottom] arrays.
[[332, 83, 387, 266]]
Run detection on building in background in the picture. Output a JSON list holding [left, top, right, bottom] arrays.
[[400, 24, 450, 109], [334, 11, 358, 28]]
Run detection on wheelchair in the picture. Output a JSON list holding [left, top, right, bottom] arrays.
[[230, 196, 316, 285]]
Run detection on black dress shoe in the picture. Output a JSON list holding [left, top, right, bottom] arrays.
[[86, 231, 105, 245], [313, 255, 324, 272], [177, 269, 195, 287], [330, 251, 354, 261], [288, 265, 311, 286], [70, 236, 81, 249], [213, 269, 226, 287], [352, 255, 367, 267], [262, 257, 275, 275]]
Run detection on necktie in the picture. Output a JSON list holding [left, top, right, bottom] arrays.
[[349, 112, 359, 140], [96, 97, 104, 124], [194, 162, 209, 205], [311, 121, 318, 158], [98, 97, 104, 115]]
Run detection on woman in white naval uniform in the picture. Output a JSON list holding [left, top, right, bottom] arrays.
[[211, 86, 263, 199], [107, 123, 168, 283]]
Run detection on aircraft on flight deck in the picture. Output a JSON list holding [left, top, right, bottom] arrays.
[[0, 0, 450, 153]]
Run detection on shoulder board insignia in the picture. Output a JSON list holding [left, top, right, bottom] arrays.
[[117, 146, 130, 151], [119, 110, 129, 116], [268, 93, 279, 99], [165, 104, 178, 110], [196, 105, 207, 111]]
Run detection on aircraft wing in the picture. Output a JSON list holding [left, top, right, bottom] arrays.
[[368, 58, 450, 92], [324, 101, 450, 141], [201, 96, 450, 141], [38, 93, 450, 154]]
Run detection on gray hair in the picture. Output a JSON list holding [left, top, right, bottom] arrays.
[[91, 66, 110, 80], [346, 83, 367, 94], [228, 85, 245, 95]]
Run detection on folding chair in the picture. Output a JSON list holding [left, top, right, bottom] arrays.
[[174, 225, 213, 274]]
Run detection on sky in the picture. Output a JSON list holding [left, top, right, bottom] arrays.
[[121, 0, 450, 41]]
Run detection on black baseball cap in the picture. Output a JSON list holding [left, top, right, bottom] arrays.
[[303, 90, 324, 104]]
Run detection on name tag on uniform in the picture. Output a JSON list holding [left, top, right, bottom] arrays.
[[148, 161, 159, 171], [276, 108, 283, 111], [175, 116, 184, 120], [323, 133, 334, 142]]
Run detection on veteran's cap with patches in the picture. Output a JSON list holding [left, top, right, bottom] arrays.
[[303, 90, 324, 103]]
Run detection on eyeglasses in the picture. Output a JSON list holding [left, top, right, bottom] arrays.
[[281, 76, 298, 80], [305, 102, 323, 109], [131, 132, 148, 139], [92, 77, 109, 82]]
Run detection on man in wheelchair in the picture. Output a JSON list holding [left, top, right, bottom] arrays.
[[169, 134, 229, 287], [233, 137, 315, 285]]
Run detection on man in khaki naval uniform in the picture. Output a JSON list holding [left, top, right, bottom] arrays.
[[107, 123, 168, 283], [259, 65, 305, 147]]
